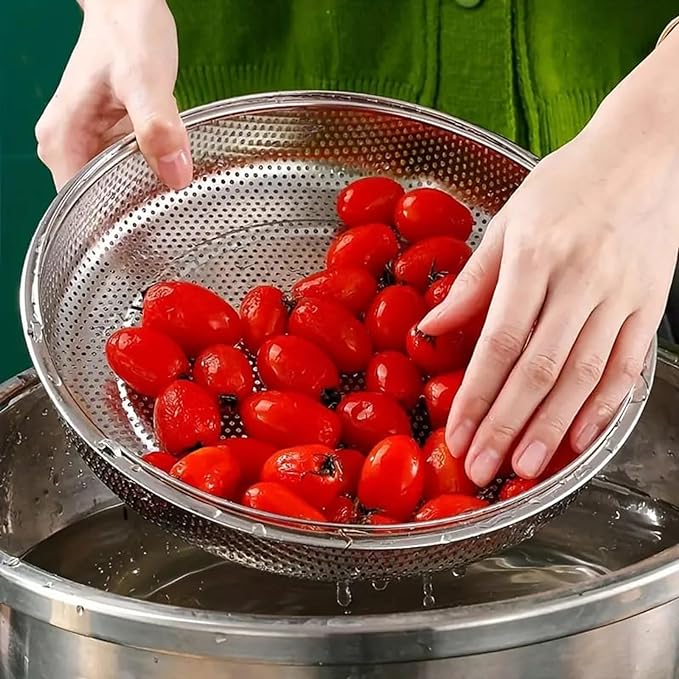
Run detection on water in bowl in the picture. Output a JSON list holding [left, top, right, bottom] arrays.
[[23, 478, 679, 616]]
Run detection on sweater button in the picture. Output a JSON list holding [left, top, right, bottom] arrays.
[[455, 0, 482, 7]]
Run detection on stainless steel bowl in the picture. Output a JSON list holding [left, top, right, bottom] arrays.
[[20, 92, 656, 581], [0, 347, 677, 678]]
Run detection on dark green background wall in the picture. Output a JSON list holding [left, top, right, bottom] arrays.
[[1, 2, 81, 381]]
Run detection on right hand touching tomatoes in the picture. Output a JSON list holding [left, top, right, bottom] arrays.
[[418, 39, 679, 487], [35, 0, 192, 190]]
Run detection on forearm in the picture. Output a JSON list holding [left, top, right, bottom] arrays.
[[572, 22, 679, 246]]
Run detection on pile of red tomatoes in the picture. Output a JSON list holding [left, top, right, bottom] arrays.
[[105, 177, 578, 527]]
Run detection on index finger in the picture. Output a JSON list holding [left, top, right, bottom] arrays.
[[444, 255, 548, 458]]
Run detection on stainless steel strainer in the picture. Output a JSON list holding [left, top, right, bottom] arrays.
[[21, 92, 655, 582]]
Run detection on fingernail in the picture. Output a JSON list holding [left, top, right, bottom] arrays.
[[469, 448, 503, 487], [445, 419, 476, 457], [514, 440, 548, 479], [158, 149, 192, 190], [573, 423, 599, 453]]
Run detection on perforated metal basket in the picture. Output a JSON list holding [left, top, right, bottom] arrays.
[[21, 92, 655, 582]]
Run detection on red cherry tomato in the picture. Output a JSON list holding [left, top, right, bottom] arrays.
[[415, 494, 488, 521], [242, 482, 327, 522], [422, 429, 476, 499], [288, 298, 372, 373], [142, 281, 242, 356], [326, 223, 400, 277], [363, 513, 399, 526], [335, 448, 365, 495], [336, 176, 404, 228], [153, 380, 221, 455], [358, 435, 424, 521], [499, 477, 538, 501], [337, 391, 412, 452], [393, 237, 472, 291], [239, 285, 290, 353], [192, 344, 254, 401], [257, 335, 340, 400], [540, 441, 580, 479], [291, 267, 378, 315], [394, 187, 473, 243], [365, 285, 427, 352], [170, 446, 242, 500], [216, 437, 276, 485], [261, 445, 345, 511], [326, 496, 359, 524], [366, 351, 423, 410], [141, 451, 176, 473], [105, 327, 189, 398], [406, 325, 472, 376], [425, 273, 457, 309], [423, 370, 465, 428], [240, 390, 342, 449]]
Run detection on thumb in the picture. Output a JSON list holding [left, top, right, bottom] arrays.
[[122, 83, 193, 190], [418, 224, 503, 336]]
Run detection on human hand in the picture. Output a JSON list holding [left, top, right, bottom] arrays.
[[35, 0, 192, 191], [419, 44, 679, 487]]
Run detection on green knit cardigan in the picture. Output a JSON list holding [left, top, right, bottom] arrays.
[[169, 0, 677, 156]]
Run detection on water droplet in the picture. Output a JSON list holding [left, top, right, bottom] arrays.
[[130, 464, 141, 473], [14, 432, 23, 445], [336, 581, 352, 608], [46, 372, 62, 387], [451, 566, 466, 578], [251, 523, 267, 537], [28, 320, 43, 342], [2, 556, 20, 568], [43, 581, 53, 589], [76, 605, 85, 616], [371, 579, 389, 591], [41, 408, 49, 417], [422, 574, 435, 608], [215, 636, 228, 645]]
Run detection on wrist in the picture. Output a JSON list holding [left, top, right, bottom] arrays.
[[587, 32, 679, 156]]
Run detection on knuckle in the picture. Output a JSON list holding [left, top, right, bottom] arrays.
[[483, 327, 525, 365], [456, 263, 485, 288], [617, 355, 644, 381], [489, 422, 519, 445], [592, 396, 620, 423], [511, 240, 542, 270], [36, 141, 50, 165], [535, 412, 568, 439], [521, 353, 559, 390], [572, 354, 605, 386], [137, 115, 176, 142], [456, 392, 493, 421], [35, 112, 57, 157], [135, 114, 184, 156]]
